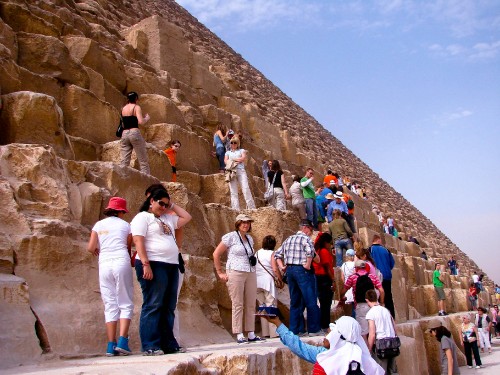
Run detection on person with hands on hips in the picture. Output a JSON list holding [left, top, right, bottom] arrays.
[[213, 214, 265, 344], [131, 189, 191, 356]]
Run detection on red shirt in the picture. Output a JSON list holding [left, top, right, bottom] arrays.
[[312, 248, 334, 277]]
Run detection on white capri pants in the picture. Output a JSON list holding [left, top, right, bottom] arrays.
[[478, 327, 491, 350], [229, 168, 256, 210], [99, 258, 134, 322]]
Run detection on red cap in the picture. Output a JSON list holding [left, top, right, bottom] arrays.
[[105, 197, 128, 213]]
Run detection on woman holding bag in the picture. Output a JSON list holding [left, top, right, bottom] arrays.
[[213, 214, 265, 344], [461, 314, 482, 368], [266, 160, 290, 211]]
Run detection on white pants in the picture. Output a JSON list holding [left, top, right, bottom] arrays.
[[478, 328, 491, 350], [271, 188, 286, 211], [229, 169, 256, 210], [99, 258, 134, 322], [173, 271, 184, 343]]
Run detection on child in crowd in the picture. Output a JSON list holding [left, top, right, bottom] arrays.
[[164, 140, 181, 182]]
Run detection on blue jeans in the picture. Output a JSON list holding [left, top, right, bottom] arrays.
[[335, 238, 353, 267], [286, 265, 321, 334], [216, 146, 225, 170], [449, 266, 457, 275], [305, 198, 318, 229], [135, 260, 179, 352]]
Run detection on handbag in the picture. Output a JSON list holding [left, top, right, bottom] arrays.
[[375, 336, 401, 359], [256, 252, 284, 289], [264, 172, 277, 202], [116, 115, 124, 137]]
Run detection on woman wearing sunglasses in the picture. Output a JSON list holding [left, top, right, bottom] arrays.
[[224, 136, 256, 210], [131, 189, 192, 355]]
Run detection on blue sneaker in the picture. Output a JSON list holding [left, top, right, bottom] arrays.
[[106, 341, 118, 357], [115, 336, 131, 355]]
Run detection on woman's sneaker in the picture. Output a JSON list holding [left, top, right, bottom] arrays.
[[248, 336, 266, 343], [236, 337, 248, 345], [115, 336, 131, 355], [106, 341, 118, 357], [143, 349, 164, 356]]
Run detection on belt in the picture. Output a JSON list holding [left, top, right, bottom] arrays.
[[287, 264, 303, 267]]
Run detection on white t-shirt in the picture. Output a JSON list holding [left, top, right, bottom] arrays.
[[341, 261, 355, 303], [472, 274, 479, 283], [225, 149, 246, 170], [222, 231, 255, 272], [92, 216, 131, 263], [255, 249, 277, 298], [366, 305, 396, 339], [131, 211, 179, 264]]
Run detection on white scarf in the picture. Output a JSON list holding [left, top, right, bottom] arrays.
[[317, 316, 384, 375]]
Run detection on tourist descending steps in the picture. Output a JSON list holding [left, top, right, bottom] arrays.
[[120, 91, 151, 174], [132, 189, 192, 355], [261, 315, 384, 374], [339, 260, 385, 342], [163, 140, 181, 182], [433, 263, 448, 316], [87, 197, 134, 357], [224, 136, 256, 210], [326, 191, 348, 223], [366, 290, 399, 375], [312, 233, 335, 331], [427, 319, 461, 374], [328, 209, 353, 267], [323, 170, 339, 194], [301, 168, 318, 230], [275, 220, 322, 336], [267, 160, 290, 211], [476, 307, 493, 354], [290, 175, 307, 220], [461, 314, 482, 369], [213, 214, 265, 345], [369, 235, 396, 319]]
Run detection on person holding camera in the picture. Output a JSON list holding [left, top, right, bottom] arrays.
[[461, 314, 482, 369], [213, 214, 265, 344]]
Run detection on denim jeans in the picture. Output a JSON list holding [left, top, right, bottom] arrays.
[[449, 266, 457, 275], [286, 265, 320, 334], [135, 260, 179, 352], [304, 198, 318, 229], [335, 238, 353, 267], [216, 146, 225, 170]]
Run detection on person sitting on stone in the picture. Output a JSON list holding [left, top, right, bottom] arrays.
[[120, 91, 150, 174], [262, 315, 384, 374], [326, 191, 348, 223], [224, 136, 256, 210], [163, 140, 181, 182]]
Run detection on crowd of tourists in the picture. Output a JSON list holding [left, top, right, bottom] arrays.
[[107, 97, 496, 373]]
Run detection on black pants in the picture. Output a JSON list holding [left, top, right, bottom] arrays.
[[316, 275, 333, 329], [383, 279, 395, 319], [464, 340, 482, 366]]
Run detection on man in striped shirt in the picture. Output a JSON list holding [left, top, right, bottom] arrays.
[[275, 220, 321, 336]]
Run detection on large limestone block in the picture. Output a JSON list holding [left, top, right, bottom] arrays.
[[84, 67, 105, 101], [200, 174, 230, 206], [177, 170, 201, 196], [0, 177, 31, 236], [246, 116, 282, 160], [123, 16, 192, 84], [0, 17, 18, 59], [392, 268, 409, 323], [0, 275, 41, 370], [140, 94, 186, 126], [62, 85, 119, 144], [357, 226, 379, 249], [0, 2, 59, 37], [397, 335, 429, 375], [17, 32, 89, 88], [67, 135, 102, 161], [280, 129, 298, 163], [0, 235, 14, 274], [199, 104, 232, 129], [77, 182, 103, 226], [144, 123, 214, 174], [191, 53, 223, 98], [0, 92, 73, 159], [404, 241, 421, 257], [178, 105, 204, 128], [125, 67, 171, 98], [104, 79, 125, 110], [63, 36, 126, 91], [0, 144, 72, 220], [175, 82, 218, 107]]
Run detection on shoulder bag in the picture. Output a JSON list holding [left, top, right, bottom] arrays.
[[375, 315, 401, 359], [116, 115, 124, 137], [236, 231, 256, 268], [264, 171, 277, 203], [256, 252, 284, 289]]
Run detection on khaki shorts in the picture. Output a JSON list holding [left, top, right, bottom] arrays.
[[435, 286, 445, 301]]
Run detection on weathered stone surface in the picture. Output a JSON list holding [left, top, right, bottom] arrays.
[[0, 17, 18, 59], [17, 33, 89, 88], [0, 2, 59, 37], [125, 67, 172, 98], [0, 275, 41, 370], [0, 92, 73, 159], [140, 94, 186, 127]]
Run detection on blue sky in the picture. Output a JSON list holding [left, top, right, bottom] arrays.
[[177, 0, 500, 283]]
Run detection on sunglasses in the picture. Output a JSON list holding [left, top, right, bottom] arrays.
[[230, 141, 238, 144], [156, 200, 169, 208]]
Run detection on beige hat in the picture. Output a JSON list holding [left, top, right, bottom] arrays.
[[325, 193, 335, 200], [425, 318, 443, 333], [235, 213, 254, 223]]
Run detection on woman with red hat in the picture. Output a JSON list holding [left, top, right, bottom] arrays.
[[87, 196, 134, 356]]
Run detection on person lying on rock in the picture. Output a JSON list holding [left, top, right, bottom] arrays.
[[263, 315, 384, 375]]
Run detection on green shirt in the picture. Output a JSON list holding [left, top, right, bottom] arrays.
[[433, 269, 444, 287], [300, 177, 315, 199]]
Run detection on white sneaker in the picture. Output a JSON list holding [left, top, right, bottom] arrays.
[[468, 366, 472, 368], [476, 365, 481, 369]]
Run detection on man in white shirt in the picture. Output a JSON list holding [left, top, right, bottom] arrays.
[[366, 290, 399, 374]]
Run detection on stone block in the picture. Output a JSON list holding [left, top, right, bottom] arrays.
[[67, 135, 102, 161], [0, 235, 14, 274], [200, 174, 231, 206], [357, 226, 379, 249], [62, 85, 119, 145], [101, 140, 171, 182], [0, 92, 73, 159], [103, 79, 125, 110], [125, 66, 171, 98], [17, 32, 89, 88], [140, 94, 186, 126], [191, 53, 223, 98], [199, 104, 232, 129], [404, 241, 421, 257], [178, 105, 204, 128], [177, 170, 201, 196], [0, 275, 41, 370], [0, 2, 59, 37], [392, 268, 409, 323], [84, 67, 105, 101], [246, 116, 282, 160], [0, 18, 18, 59]]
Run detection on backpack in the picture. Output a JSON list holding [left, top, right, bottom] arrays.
[[347, 199, 354, 209], [354, 273, 375, 303], [346, 361, 365, 374]]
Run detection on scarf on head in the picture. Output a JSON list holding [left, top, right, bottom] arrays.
[[316, 316, 384, 375]]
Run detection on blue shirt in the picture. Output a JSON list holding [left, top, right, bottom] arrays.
[[276, 323, 326, 364], [326, 200, 348, 222], [370, 244, 395, 280]]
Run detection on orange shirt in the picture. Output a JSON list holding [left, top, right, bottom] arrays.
[[164, 147, 177, 182], [323, 175, 337, 186]]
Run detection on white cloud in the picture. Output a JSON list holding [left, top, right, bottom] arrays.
[[428, 40, 500, 61], [431, 108, 473, 127]]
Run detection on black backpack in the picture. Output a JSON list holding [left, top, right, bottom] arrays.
[[354, 273, 375, 303], [346, 361, 365, 374]]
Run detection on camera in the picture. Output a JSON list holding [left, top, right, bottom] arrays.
[[249, 255, 257, 267]]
